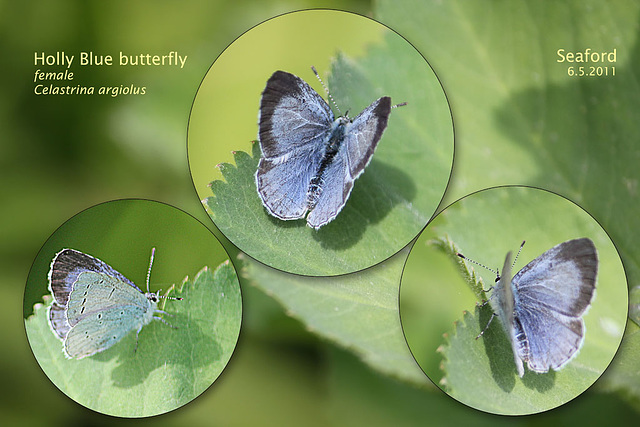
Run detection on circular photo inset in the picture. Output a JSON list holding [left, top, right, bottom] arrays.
[[400, 186, 627, 415], [24, 199, 242, 417], [188, 9, 454, 276]]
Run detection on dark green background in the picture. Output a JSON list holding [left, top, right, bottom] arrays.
[[3, 0, 639, 425]]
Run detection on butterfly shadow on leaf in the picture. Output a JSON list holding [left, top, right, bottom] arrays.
[[312, 158, 416, 250], [109, 312, 221, 389], [475, 304, 555, 393]]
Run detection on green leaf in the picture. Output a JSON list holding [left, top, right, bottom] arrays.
[[596, 321, 640, 411], [242, 249, 429, 386], [431, 236, 488, 302], [25, 261, 241, 417], [441, 306, 595, 415], [204, 32, 453, 276], [400, 187, 628, 415]]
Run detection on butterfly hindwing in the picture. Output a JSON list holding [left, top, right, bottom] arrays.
[[513, 307, 584, 373], [64, 304, 153, 359], [48, 301, 71, 340], [304, 97, 393, 228], [256, 146, 324, 220], [305, 144, 352, 229]]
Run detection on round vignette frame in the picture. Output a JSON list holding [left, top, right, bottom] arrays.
[[398, 185, 629, 416], [23, 198, 243, 417], [186, 8, 456, 277]]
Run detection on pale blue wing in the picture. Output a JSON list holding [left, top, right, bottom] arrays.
[[512, 307, 584, 374], [306, 145, 353, 229], [257, 70, 333, 158], [47, 301, 71, 340], [66, 271, 151, 327], [511, 238, 598, 373], [256, 70, 333, 220], [48, 248, 139, 307], [343, 96, 391, 179], [305, 97, 392, 229], [256, 149, 324, 220], [64, 305, 150, 359]]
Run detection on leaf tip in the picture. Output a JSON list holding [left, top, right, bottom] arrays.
[[438, 376, 448, 388]]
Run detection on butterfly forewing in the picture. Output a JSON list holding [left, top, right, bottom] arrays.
[[258, 70, 333, 158], [66, 272, 152, 327], [511, 238, 597, 374], [344, 96, 391, 177], [491, 252, 525, 376], [46, 248, 180, 359], [48, 249, 139, 307]]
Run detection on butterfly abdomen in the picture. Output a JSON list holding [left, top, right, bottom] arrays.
[[307, 119, 348, 210]]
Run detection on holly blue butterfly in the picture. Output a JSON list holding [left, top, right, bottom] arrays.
[[458, 238, 598, 377], [255, 66, 405, 229], [47, 248, 181, 359]]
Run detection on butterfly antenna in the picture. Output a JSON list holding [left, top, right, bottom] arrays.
[[160, 283, 183, 302], [457, 252, 500, 278], [311, 66, 343, 116], [511, 240, 526, 269], [146, 247, 156, 293], [146, 249, 182, 302], [393, 102, 408, 108]]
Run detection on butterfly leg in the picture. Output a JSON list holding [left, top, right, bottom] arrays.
[[155, 309, 174, 317], [476, 312, 496, 340], [476, 297, 492, 308], [133, 324, 144, 353], [481, 285, 494, 293], [153, 314, 178, 329]]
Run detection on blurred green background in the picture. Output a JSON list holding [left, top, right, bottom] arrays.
[[3, 0, 640, 425]]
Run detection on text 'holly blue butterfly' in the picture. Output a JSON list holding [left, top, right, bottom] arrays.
[[458, 238, 598, 377], [47, 248, 182, 359], [255, 66, 405, 229]]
